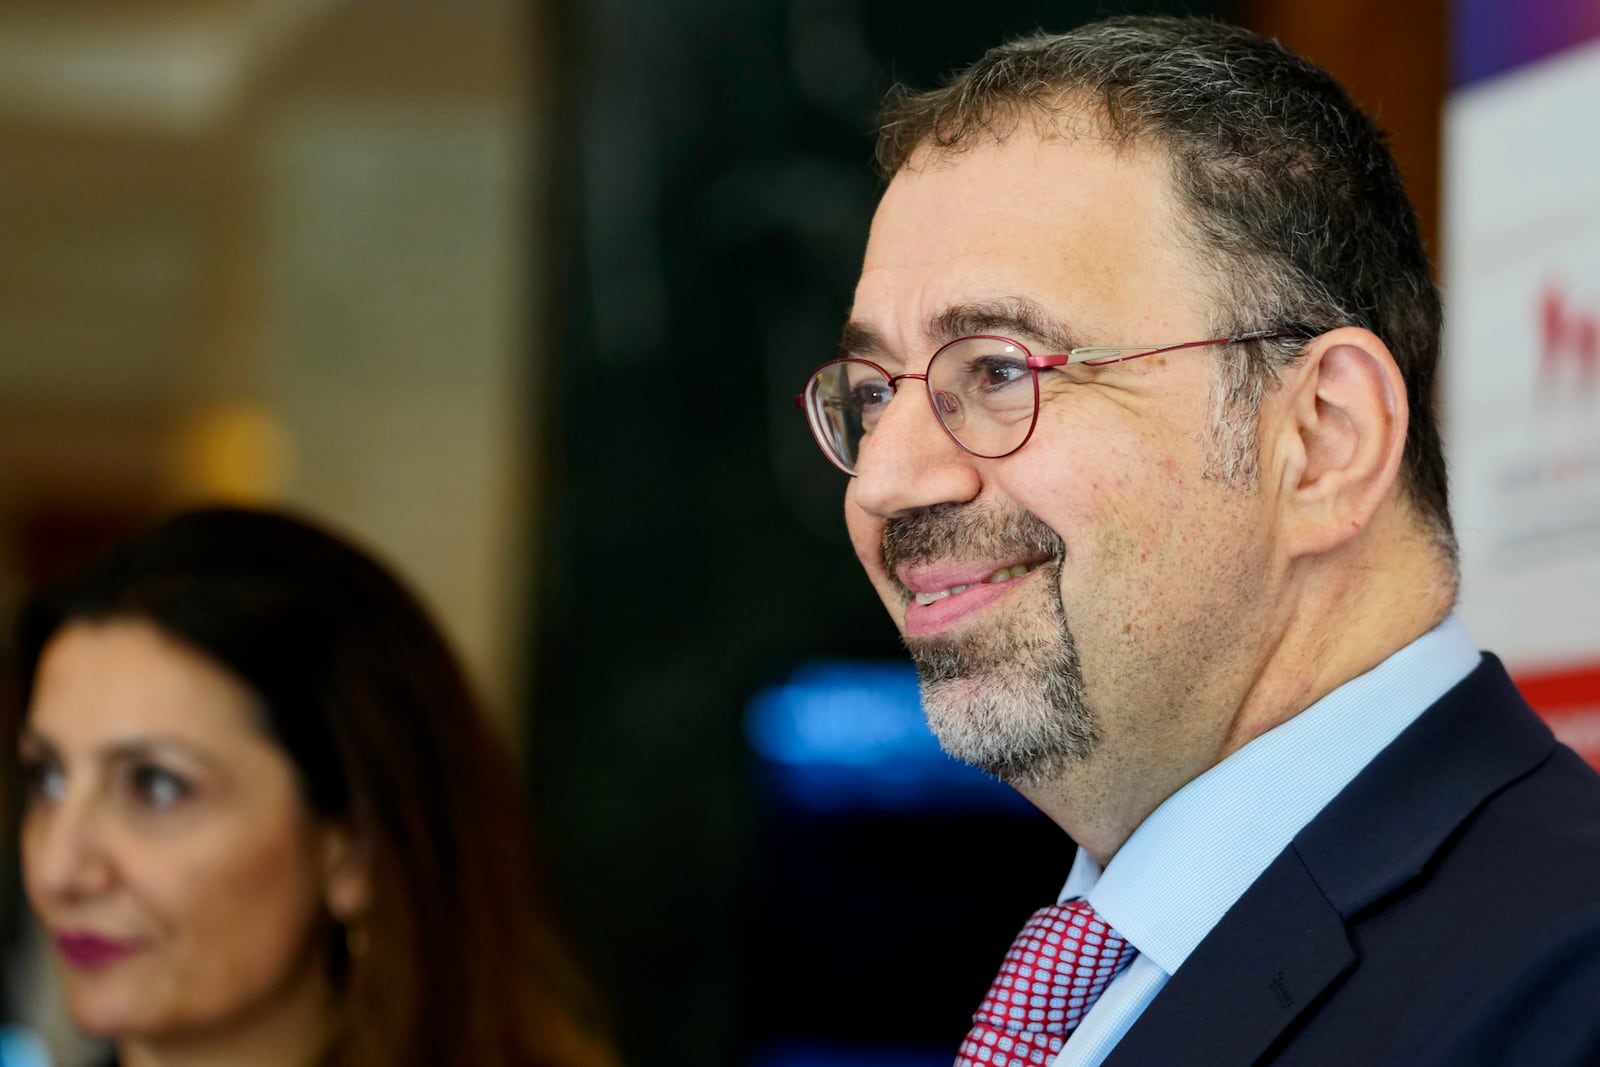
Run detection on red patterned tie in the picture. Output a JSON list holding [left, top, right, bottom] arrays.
[[954, 900, 1137, 1067]]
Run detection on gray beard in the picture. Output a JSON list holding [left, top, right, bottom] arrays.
[[883, 504, 1101, 786]]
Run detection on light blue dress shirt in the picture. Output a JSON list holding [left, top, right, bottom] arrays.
[[1050, 613, 1482, 1067]]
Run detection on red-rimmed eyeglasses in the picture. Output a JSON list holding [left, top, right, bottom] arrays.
[[797, 330, 1296, 476]]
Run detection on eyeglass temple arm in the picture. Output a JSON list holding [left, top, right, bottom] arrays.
[[1026, 329, 1301, 369]]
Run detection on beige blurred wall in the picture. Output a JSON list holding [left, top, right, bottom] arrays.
[[0, 0, 545, 735]]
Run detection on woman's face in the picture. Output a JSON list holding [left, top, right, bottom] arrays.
[[17, 618, 362, 1049]]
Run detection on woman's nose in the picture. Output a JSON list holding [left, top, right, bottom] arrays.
[[23, 789, 115, 903]]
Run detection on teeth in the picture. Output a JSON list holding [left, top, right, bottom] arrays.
[[913, 562, 1038, 605]]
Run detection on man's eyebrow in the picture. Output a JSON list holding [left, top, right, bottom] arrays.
[[837, 298, 1082, 363], [837, 320, 889, 360], [930, 299, 1082, 351]]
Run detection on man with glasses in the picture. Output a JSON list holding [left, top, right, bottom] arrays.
[[797, 15, 1600, 1067]]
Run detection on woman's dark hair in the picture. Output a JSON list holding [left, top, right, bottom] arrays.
[[10, 505, 613, 1067]]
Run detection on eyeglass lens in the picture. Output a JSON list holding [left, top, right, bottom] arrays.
[[805, 337, 1042, 473]]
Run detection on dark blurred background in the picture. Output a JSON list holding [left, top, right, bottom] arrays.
[[0, 1, 1450, 1065], [534, 2, 1446, 1064]]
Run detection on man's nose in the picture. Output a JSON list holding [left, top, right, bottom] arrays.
[[24, 793, 115, 902], [849, 385, 982, 519]]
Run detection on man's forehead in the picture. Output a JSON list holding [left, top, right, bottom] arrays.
[[849, 130, 1211, 357], [870, 129, 1177, 249]]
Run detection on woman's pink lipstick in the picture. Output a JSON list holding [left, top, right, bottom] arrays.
[[54, 931, 141, 969]]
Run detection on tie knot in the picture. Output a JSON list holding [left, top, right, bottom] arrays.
[[956, 899, 1136, 1066]]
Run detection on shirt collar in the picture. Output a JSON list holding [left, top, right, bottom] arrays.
[[1061, 613, 1480, 975]]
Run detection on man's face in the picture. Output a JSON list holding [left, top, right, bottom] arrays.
[[844, 129, 1282, 800]]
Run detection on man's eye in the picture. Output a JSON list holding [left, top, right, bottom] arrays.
[[851, 380, 892, 408], [127, 765, 192, 810], [967, 356, 1031, 389]]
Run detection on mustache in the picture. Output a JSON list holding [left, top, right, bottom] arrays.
[[881, 503, 1065, 574]]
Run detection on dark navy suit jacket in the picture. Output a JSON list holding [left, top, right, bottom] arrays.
[[1102, 654, 1600, 1067]]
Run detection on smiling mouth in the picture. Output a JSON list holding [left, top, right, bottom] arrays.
[[911, 561, 1044, 606]]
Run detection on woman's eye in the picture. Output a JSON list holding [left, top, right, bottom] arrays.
[[127, 765, 192, 810], [18, 757, 65, 806]]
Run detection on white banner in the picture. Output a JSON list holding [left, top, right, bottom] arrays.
[[1443, 36, 1600, 676]]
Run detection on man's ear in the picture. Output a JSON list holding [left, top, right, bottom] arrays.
[[320, 822, 372, 923], [1273, 326, 1408, 558]]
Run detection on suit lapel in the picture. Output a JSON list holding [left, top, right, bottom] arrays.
[[1293, 655, 1553, 915], [1101, 656, 1555, 1066], [1101, 846, 1353, 1066]]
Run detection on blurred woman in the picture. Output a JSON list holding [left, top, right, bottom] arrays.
[[6, 506, 617, 1067]]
